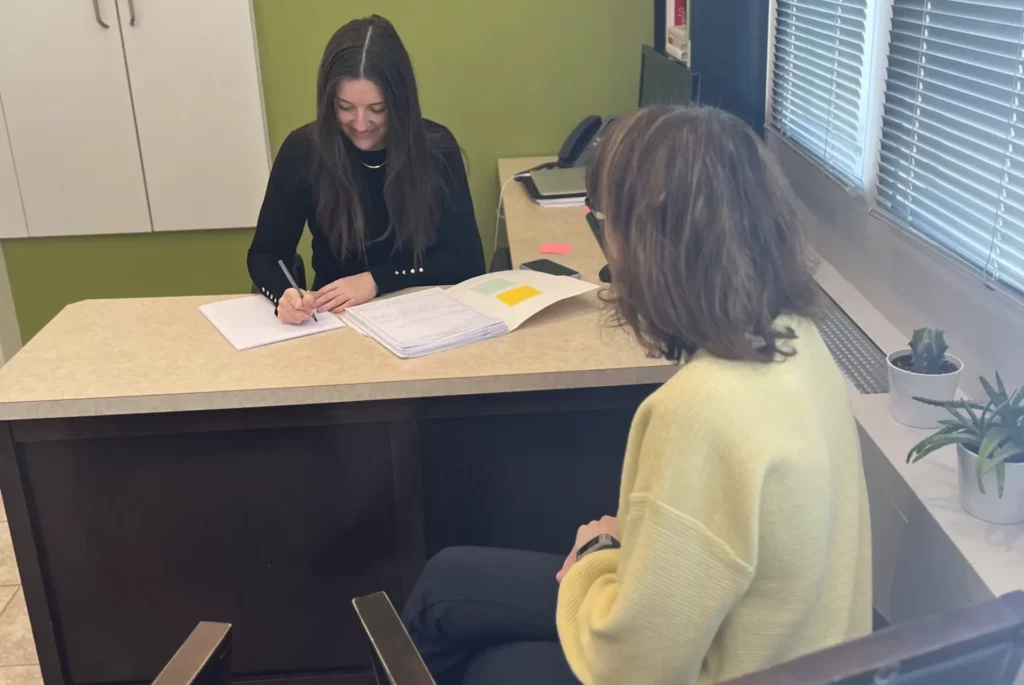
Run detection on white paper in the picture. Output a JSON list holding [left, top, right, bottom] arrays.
[[535, 197, 586, 208], [342, 272, 596, 359], [200, 295, 345, 351], [446, 270, 598, 331], [343, 288, 506, 359]]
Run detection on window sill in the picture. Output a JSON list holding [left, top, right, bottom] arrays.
[[814, 256, 1024, 618]]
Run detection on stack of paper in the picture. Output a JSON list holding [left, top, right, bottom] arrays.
[[535, 197, 586, 208], [344, 288, 506, 358], [344, 270, 597, 359], [200, 295, 345, 351]]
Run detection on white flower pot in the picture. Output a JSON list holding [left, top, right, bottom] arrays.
[[887, 350, 963, 429], [957, 444, 1024, 525]]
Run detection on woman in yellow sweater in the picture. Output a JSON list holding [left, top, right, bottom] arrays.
[[401, 106, 872, 685]]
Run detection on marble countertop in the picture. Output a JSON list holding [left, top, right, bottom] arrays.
[[0, 158, 673, 421]]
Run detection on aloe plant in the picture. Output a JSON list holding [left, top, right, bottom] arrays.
[[907, 373, 1024, 498], [908, 328, 950, 374]]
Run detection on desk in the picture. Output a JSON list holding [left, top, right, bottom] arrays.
[[0, 158, 674, 685]]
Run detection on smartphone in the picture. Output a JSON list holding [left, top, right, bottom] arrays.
[[519, 259, 581, 279]]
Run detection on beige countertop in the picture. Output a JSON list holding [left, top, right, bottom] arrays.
[[0, 158, 673, 420], [497, 157, 609, 282]]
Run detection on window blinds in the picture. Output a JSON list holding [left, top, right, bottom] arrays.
[[877, 0, 1024, 295], [771, 0, 872, 184]]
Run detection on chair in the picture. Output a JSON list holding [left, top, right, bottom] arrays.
[[489, 246, 512, 273], [251, 253, 306, 295], [353, 591, 1024, 685], [354, 592, 436, 685], [152, 622, 232, 685], [721, 591, 1024, 685]]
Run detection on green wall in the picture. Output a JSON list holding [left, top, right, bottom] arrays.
[[3, 0, 650, 340]]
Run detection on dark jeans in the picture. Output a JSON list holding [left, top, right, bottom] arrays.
[[402, 547, 581, 685]]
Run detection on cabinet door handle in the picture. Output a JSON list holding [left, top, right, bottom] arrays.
[[92, 0, 110, 29], [128, 0, 136, 26]]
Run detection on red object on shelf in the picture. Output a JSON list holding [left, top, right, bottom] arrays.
[[674, 0, 687, 27]]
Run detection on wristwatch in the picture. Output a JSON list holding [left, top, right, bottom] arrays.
[[576, 533, 621, 561]]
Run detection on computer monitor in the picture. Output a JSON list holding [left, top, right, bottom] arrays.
[[638, 44, 694, 109]]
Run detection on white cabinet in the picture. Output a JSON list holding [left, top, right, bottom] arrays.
[[0, 0, 151, 237], [0, 0, 269, 239], [0, 99, 27, 239], [120, 0, 269, 232]]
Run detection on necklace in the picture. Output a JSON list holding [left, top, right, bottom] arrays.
[[361, 160, 386, 170]]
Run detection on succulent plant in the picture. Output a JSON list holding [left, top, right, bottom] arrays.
[[907, 374, 1024, 497], [908, 328, 950, 374]]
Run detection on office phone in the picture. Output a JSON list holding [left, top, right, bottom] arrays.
[[556, 115, 617, 168], [514, 115, 616, 178]]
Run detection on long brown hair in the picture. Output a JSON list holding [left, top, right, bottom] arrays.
[[311, 15, 443, 261], [587, 106, 818, 363]]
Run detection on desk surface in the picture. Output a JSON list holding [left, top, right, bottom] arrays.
[[497, 157, 609, 282], [0, 157, 672, 420]]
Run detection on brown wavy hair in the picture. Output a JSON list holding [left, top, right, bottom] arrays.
[[587, 106, 818, 363], [311, 15, 444, 261]]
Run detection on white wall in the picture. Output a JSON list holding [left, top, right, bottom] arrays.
[[767, 129, 1024, 396]]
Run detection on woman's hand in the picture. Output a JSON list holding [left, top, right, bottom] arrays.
[[277, 288, 316, 325], [556, 515, 620, 583], [314, 272, 379, 314]]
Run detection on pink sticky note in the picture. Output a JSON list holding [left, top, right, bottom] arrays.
[[539, 243, 573, 255]]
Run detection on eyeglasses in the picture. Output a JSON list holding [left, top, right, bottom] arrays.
[[584, 196, 606, 222], [584, 196, 608, 256]]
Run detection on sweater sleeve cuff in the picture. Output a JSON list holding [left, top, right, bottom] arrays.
[[255, 283, 285, 311], [556, 549, 619, 684], [370, 263, 426, 295], [559, 548, 619, 610]]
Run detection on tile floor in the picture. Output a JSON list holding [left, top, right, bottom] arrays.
[[0, 492, 42, 685]]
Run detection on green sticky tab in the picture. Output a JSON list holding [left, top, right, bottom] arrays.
[[470, 278, 516, 297]]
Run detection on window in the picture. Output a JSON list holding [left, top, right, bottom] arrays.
[[770, 0, 874, 185], [876, 0, 1024, 295]]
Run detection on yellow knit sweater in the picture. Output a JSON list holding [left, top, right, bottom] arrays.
[[557, 316, 872, 685]]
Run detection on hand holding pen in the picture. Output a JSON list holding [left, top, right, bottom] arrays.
[[276, 259, 319, 325]]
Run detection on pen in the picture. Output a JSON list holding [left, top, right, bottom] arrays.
[[277, 259, 318, 322]]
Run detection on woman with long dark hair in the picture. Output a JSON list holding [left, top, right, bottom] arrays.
[[248, 15, 484, 323], [401, 107, 872, 685]]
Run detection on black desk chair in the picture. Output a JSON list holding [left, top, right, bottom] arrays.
[[153, 622, 232, 685], [353, 591, 1024, 685], [722, 591, 1024, 685], [251, 253, 307, 295], [489, 246, 512, 273]]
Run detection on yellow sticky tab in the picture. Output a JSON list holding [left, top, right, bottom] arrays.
[[497, 285, 542, 307]]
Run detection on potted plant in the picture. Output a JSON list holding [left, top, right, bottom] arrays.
[[887, 328, 963, 428], [907, 374, 1024, 525]]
